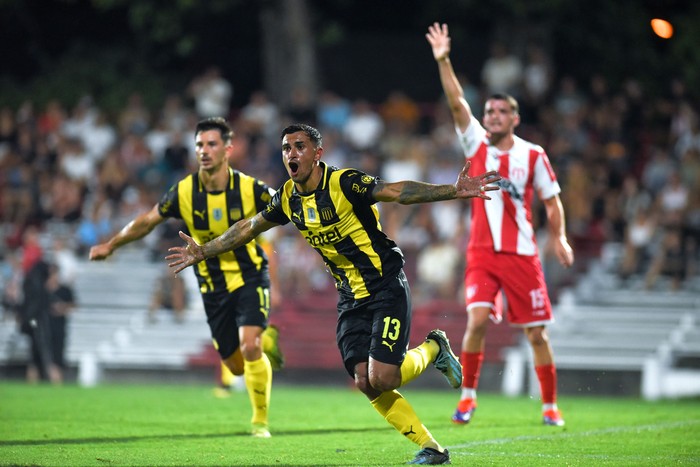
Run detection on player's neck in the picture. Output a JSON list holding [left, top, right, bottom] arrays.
[[490, 133, 515, 152], [294, 163, 323, 194], [199, 164, 230, 192]]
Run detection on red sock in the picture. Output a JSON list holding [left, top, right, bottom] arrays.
[[461, 351, 483, 389], [535, 364, 557, 404]]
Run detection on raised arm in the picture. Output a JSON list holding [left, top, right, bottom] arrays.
[[166, 211, 278, 275], [89, 205, 165, 260], [426, 22, 473, 132], [372, 161, 501, 205]]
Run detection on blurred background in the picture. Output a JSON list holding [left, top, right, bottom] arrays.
[[1, 0, 699, 399]]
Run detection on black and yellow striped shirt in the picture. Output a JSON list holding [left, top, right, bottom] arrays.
[[261, 162, 405, 305], [158, 167, 274, 294]]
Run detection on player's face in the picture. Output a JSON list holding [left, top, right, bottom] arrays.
[[281, 131, 322, 189], [482, 99, 520, 137], [195, 129, 229, 172]]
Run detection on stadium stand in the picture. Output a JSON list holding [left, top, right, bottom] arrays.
[[502, 244, 700, 400]]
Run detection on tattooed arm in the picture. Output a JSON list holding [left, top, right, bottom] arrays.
[[372, 161, 501, 205], [166, 212, 278, 275]]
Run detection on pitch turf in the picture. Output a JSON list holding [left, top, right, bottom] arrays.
[[1, 381, 698, 466]]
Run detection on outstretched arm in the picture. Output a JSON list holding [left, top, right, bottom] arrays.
[[426, 22, 473, 132], [372, 161, 501, 205], [166, 212, 278, 275], [89, 205, 165, 260]]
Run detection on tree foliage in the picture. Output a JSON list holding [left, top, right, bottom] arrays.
[[0, 0, 698, 110]]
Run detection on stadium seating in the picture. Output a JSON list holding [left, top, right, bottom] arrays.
[[502, 249, 700, 400]]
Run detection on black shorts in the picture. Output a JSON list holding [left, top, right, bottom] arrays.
[[201, 284, 270, 360], [336, 270, 412, 377]]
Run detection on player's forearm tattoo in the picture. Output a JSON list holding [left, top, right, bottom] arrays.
[[399, 181, 456, 204], [201, 220, 253, 258]]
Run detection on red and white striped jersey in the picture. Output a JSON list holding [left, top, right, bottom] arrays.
[[457, 119, 560, 256]]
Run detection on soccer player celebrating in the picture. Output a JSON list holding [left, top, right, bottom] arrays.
[[166, 123, 501, 464], [89, 117, 283, 438], [426, 22, 574, 426]]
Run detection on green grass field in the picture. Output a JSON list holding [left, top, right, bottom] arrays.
[[1, 381, 699, 466]]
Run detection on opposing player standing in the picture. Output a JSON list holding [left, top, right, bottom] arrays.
[[426, 22, 574, 426]]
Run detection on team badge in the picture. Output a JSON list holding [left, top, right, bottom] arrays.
[[229, 208, 241, 221], [361, 175, 374, 184], [320, 207, 333, 221]]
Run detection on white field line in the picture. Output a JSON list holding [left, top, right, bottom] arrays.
[[448, 419, 700, 458]]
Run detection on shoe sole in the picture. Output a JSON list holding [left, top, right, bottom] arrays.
[[427, 330, 462, 389], [452, 408, 475, 424]]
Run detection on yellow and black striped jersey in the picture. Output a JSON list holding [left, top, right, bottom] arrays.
[[158, 167, 274, 295], [261, 162, 405, 304]]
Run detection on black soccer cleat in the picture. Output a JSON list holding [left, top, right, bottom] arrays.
[[407, 447, 451, 465]]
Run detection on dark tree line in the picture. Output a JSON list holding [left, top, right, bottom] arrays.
[[0, 0, 698, 111]]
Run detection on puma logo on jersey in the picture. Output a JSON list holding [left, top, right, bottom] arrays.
[[382, 340, 395, 352], [292, 212, 302, 222], [194, 209, 206, 220]]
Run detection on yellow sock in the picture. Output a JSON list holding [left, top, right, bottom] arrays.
[[243, 355, 272, 426], [370, 390, 441, 451], [400, 340, 438, 386], [220, 362, 234, 387], [261, 330, 273, 354]]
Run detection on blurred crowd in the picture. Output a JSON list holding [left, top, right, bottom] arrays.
[[2, 46, 700, 340]]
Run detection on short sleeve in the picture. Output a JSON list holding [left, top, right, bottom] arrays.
[[338, 169, 379, 205], [261, 188, 290, 226], [158, 184, 180, 219]]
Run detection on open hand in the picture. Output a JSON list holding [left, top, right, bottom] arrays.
[[426, 22, 451, 61], [165, 231, 205, 275], [454, 161, 501, 199]]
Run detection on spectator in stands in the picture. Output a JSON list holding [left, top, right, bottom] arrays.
[[166, 123, 501, 465], [118, 92, 151, 136], [379, 90, 421, 133], [427, 23, 574, 427], [46, 262, 75, 383], [645, 227, 688, 291], [342, 99, 384, 152], [147, 262, 187, 324], [283, 86, 317, 127], [316, 90, 351, 134], [188, 66, 233, 119], [239, 90, 279, 144], [480, 41, 523, 97], [19, 227, 60, 384], [88, 117, 283, 439], [620, 204, 657, 279]]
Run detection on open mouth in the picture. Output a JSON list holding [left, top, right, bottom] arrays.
[[288, 161, 299, 176]]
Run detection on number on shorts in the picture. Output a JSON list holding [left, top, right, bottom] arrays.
[[381, 316, 400, 341], [257, 286, 270, 318]]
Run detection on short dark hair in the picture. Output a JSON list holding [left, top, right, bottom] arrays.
[[281, 123, 323, 148], [487, 93, 519, 114], [195, 117, 233, 143]]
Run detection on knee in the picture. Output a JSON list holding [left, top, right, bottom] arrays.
[[354, 372, 374, 395], [368, 375, 399, 393], [239, 339, 263, 361], [525, 327, 548, 347], [368, 367, 401, 393]]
